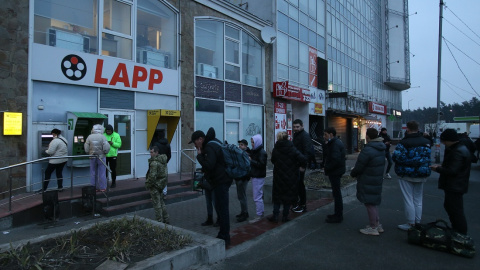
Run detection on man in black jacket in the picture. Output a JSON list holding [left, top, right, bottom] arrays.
[[431, 129, 471, 234], [380, 128, 393, 179], [190, 128, 233, 247], [292, 119, 313, 213], [323, 127, 346, 223]]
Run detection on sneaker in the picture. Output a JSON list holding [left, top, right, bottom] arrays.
[[397, 223, 413, 231], [249, 215, 263, 224], [376, 224, 384, 233], [292, 205, 306, 213], [384, 173, 392, 179], [360, 226, 380, 236], [267, 215, 279, 223], [236, 212, 249, 222]]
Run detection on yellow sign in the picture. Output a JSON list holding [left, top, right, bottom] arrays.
[[314, 103, 323, 114], [4, 112, 22, 135], [146, 109, 181, 149], [161, 110, 180, 117]]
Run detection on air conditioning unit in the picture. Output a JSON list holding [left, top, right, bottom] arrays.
[[137, 49, 169, 68], [244, 74, 258, 86], [197, 63, 218, 78], [47, 28, 90, 53]]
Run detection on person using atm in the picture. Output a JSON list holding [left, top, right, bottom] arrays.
[[84, 124, 110, 192], [39, 128, 68, 192], [104, 124, 122, 188]]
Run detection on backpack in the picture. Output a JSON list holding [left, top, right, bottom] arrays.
[[208, 140, 251, 179]]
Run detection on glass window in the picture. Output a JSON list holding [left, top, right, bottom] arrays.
[[278, 12, 288, 33], [195, 20, 224, 79], [299, 25, 309, 43], [289, 18, 299, 38], [299, 0, 308, 14], [289, 4, 299, 20], [308, 0, 316, 19], [226, 39, 239, 64], [226, 25, 240, 40], [317, 35, 325, 52], [225, 64, 240, 81], [309, 29, 316, 48], [299, 11, 309, 26], [289, 67, 299, 83], [34, 0, 98, 54], [278, 63, 289, 80], [278, 0, 289, 14], [242, 32, 263, 87], [299, 42, 308, 72], [195, 98, 224, 140], [299, 70, 308, 86], [136, 0, 177, 69], [226, 105, 240, 119], [103, 0, 131, 35], [277, 32, 288, 65], [242, 104, 263, 138], [288, 37, 299, 68]]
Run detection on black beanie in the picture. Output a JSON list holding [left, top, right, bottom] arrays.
[[106, 124, 114, 131], [440, 129, 459, 142]]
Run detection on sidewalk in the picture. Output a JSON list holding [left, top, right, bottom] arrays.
[[0, 154, 359, 249]]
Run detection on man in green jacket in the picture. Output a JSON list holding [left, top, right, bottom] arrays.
[[146, 146, 169, 224], [104, 124, 122, 188]]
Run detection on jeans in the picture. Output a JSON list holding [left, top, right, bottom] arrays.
[[297, 171, 306, 206], [444, 191, 467, 234], [90, 158, 107, 190], [273, 203, 291, 218], [235, 179, 249, 214], [213, 182, 231, 242], [44, 162, 67, 190], [398, 178, 424, 224], [252, 177, 265, 216], [328, 175, 343, 216], [106, 157, 117, 184], [204, 188, 215, 216], [385, 151, 393, 174]]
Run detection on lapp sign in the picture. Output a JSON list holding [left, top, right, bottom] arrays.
[[368, 102, 387, 115], [94, 59, 162, 90], [31, 44, 178, 95]]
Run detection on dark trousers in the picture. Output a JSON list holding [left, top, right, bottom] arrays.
[[385, 151, 393, 174], [444, 191, 467, 234], [213, 182, 231, 243], [205, 188, 215, 216], [329, 175, 343, 216], [273, 202, 291, 218], [106, 157, 117, 184], [297, 171, 306, 206], [43, 162, 66, 190]]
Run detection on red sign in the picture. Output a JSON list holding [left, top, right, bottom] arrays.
[[273, 82, 310, 103], [309, 47, 317, 87], [274, 101, 286, 114], [94, 59, 163, 90], [368, 102, 387, 115]]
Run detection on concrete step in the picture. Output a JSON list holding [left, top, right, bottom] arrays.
[[99, 190, 201, 217]]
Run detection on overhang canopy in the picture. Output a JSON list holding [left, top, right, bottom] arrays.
[[147, 109, 181, 149], [69, 112, 107, 119]]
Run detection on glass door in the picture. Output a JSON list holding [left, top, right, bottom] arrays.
[[101, 110, 134, 180], [225, 104, 241, 144]]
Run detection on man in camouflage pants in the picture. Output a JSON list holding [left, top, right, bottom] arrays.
[[146, 146, 169, 223]]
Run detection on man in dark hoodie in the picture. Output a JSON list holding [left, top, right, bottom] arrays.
[[190, 127, 232, 247], [154, 130, 171, 162], [292, 119, 313, 213]]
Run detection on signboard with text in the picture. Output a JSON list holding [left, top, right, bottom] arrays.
[[309, 47, 317, 87], [368, 102, 387, 115], [273, 81, 310, 102], [274, 101, 287, 142], [3, 112, 22, 135]]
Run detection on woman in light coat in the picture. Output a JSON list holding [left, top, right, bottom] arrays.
[[42, 129, 68, 192], [84, 124, 110, 191]]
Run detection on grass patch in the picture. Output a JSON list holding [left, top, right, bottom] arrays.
[[0, 216, 192, 270], [304, 171, 356, 190]]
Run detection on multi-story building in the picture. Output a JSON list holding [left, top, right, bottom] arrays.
[[0, 0, 409, 192]]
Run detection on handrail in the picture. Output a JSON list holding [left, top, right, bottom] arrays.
[[311, 139, 323, 146], [1, 155, 111, 213], [179, 148, 197, 183]]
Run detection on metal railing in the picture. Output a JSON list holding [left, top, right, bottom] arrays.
[[0, 155, 111, 213], [179, 149, 197, 183]]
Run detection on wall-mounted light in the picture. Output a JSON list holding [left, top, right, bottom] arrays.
[[388, 25, 398, 30], [388, 60, 400, 64]]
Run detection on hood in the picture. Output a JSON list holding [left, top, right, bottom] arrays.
[[92, 124, 104, 134], [252, 134, 263, 150], [157, 137, 169, 145], [367, 138, 386, 151], [204, 127, 216, 144], [151, 153, 168, 164], [275, 139, 293, 153]]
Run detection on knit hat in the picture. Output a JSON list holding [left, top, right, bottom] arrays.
[[440, 129, 459, 142], [106, 124, 114, 131]]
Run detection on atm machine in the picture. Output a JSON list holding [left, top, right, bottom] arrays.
[[66, 112, 107, 167]]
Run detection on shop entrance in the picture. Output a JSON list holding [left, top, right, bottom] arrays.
[[100, 110, 134, 180]]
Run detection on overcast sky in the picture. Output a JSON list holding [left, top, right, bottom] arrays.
[[404, 0, 480, 111]]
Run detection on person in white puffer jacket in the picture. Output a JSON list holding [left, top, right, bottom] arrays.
[[40, 128, 68, 192], [84, 124, 110, 191]]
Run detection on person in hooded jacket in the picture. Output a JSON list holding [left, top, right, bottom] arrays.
[[191, 127, 232, 247], [269, 131, 307, 223], [351, 128, 386, 236], [146, 145, 169, 224], [84, 124, 110, 191], [104, 124, 122, 188], [248, 134, 268, 224], [154, 130, 172, 162]]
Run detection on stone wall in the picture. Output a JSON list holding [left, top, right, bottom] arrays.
[[0, 0, 29, 195]]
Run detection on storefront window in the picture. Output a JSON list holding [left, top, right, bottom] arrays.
[[195, 20, 224, 79], [136, 0, 177, 69], [195, 99, 224, 140], [34, 0, 98, 54], [242, 32, 263, 87], [242, 104, 263, 138], [102, 0, 133, 60]]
